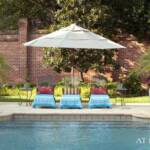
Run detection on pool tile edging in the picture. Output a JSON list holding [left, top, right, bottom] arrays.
[[1, 113, 150, 122]]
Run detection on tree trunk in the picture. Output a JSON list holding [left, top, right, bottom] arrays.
[[80, 71, 84, 82]]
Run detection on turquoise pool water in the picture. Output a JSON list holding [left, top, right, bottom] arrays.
[[0, 121, 150, 150]]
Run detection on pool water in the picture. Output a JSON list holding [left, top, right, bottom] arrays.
[[0, 121, 150, 150]]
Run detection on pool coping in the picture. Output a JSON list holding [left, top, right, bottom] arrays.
[[0, 112, 150, 123], [1, 103, 150, 122]]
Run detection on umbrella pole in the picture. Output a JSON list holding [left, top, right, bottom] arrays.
[[71, 49, 75, 88], [71, 66, 74, 87]]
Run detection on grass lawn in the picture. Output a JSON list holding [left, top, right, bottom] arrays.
[[111, 96, 150, 103], [0, 95, 149, 103]]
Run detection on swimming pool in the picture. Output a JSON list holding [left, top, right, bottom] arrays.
[[0, 121, 150, 150]]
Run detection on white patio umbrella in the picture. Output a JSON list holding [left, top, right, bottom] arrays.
[[24, 24, 125, 84], [24, 23, 125, 49]]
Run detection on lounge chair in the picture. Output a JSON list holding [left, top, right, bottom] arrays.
[[60, 88, 82, 109], [32, 86, 56, 108], [88, 87, 112, 108]]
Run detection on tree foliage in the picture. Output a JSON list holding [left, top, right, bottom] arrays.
[[107, 0, 150, 38], [0, 0, 57, 30], [44, 48, 117, 81], [44, 0, 150, 81], [135, 49, 150, 77], [123, 72, 142, 96], [44, 0, 121, 81], [0, 0, 150, 38]]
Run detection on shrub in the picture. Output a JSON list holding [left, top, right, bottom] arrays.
[[80, 85, 90, 98], [56, 77, 73, 87], [107, 82, 118, 90], [107, 82, 118, 97], [123, 72, 142, 96], [54, 86, 63, 97]]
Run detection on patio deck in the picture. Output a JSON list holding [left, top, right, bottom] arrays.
[[0, 102, 150, 122]]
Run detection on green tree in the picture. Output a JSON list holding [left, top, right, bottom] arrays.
[[1, 0, 150, 38], [140, 49, 150, 71], [133, 49, 150, 96], [0, 0, 57, 30], [44, 48, 117, 81], [107, 0, 150, 39], [135, 49, 150, 75], [44, 0, 119, 81]]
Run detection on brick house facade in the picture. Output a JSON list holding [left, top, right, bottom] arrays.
[[0, 18, 149, 84]]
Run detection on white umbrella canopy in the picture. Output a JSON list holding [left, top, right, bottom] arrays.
[[24, 24, 125, 85], [24, 23, 125, 49]]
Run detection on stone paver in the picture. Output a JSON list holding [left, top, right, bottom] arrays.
[[0, 102, 150, 119]]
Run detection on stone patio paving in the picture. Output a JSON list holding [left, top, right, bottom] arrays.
[[0, 102, 150, 119]]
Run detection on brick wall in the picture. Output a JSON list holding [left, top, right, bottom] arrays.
[[0, 19, 28, 83], [0, 18, 149, 83], [0, 18, 64, 83]]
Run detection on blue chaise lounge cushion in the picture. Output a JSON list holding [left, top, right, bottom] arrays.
[[32, 94, 56, 108], [88, 94, 112, 108], [60, 94, 82, 109]]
